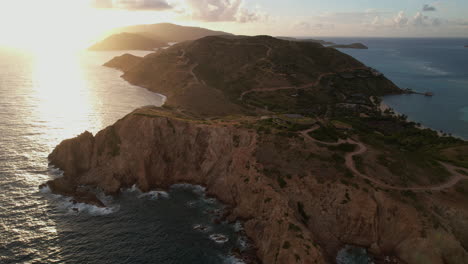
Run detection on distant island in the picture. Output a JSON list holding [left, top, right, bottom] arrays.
[[89, 32, 166, 51], [111, 22, 232, 43], [276, 36, 336, 45], [330, 43, 369, 49], [45, 35, 468, 264]]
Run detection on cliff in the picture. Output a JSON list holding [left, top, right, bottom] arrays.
[[47, 107, 468, 264], [89, 32, 167, 51]]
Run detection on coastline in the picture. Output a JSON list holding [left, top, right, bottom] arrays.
[[380, 99, 465, 139]]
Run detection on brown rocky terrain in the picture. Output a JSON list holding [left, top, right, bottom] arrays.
[[107, 35, 399, 116], [89, 32, 167, 51], [45, 35, 468, 263], [46, 107, 468, 264]]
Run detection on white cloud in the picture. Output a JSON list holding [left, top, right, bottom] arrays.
[[184, 0, 264, 23], [413, 12, 425, 26], [393, 11, 408, 27], [91, 0, 172, 10]]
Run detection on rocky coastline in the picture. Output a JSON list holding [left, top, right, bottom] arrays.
[[45, 106, 468, 264], [43, 35, 468, 264]]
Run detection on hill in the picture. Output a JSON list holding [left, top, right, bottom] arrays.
[[106, 35, 399, 116], [45, 35, 468, 264], [112, 23, 232, 43], [89, 32, 167, 51]]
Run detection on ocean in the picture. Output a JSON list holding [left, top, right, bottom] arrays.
[[325, 37, 468, 139], [0, 48, 247, 263], [1, 37, 467, 264]]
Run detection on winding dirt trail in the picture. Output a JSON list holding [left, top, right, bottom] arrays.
[[301, 126, 468, 192], [239, 72, 335, 100]]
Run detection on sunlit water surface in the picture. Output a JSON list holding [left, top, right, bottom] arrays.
[[0, 48, 246, 263]]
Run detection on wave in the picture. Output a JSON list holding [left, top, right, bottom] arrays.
[[223, 255, 246, 264], [210, 234, 229, 244], [58, 199, 118, 216], [39, 184, 119, 216], [138, 190, 170, 200], [171, 183, 207, 196]]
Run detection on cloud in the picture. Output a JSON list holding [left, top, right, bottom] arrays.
[[91, 0, 172, 11], [413, 12, 426, 26], [294, 21, 334, 32], [184, 0, 263, 23], [393, 11, 408, 27], [422, 4, 437, 12]]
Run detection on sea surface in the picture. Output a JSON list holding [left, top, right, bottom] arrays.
[[0, 48, 246, 263], [324, 37, 468, 139]]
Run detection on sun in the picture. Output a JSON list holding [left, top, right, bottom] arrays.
[[0, 0, 111, 52]]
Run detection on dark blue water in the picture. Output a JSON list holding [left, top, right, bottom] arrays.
[[325, 37, 468, 139], [0, 48, 246, 264]]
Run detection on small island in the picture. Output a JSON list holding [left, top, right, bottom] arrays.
[[330, 43, 368, 49], [276, 36, 336, 45], [89, 32, 167, 51]]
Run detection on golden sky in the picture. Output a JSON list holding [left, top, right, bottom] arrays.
[[0, 0, 467, 52]]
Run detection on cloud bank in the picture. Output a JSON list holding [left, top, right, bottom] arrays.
[[184, 0, 262, 23], [91, 0, 172, 11]]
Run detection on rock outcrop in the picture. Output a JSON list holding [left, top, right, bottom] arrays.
[[47, 107, 468, 264]]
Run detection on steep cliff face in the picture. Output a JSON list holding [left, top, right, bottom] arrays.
[[47, 107, 468, 264]]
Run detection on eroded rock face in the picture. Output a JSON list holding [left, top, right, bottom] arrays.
[[47, 107, 468, 264]]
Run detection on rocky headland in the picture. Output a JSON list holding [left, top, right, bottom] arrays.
[[45, 35, 468, 264], [89, 32, 167, 51]]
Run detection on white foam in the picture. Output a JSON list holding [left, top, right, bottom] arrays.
[[171, 183, 206, 196], [233, 221, 244, 232], [210, 234, 229, 244], [237, 237, 249, 251], [62, 200, 118, 216], [138, 190, 169, 200], [192, 224, 212, 232], [223, 255, 246, 264], [39, 185, 51, 194]]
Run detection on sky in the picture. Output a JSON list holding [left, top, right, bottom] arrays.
[[0, 0, 467, 51]]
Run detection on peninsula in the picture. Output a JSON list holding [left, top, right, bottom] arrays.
[[89, 32, 166, 51], [111, 23, 232, 43], [46, 35, 468, 264]]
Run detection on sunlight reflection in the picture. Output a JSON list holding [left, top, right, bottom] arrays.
[[30, 51, 100, 149]]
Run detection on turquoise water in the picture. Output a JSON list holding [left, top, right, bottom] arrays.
[[325, 37, 468, 139]]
